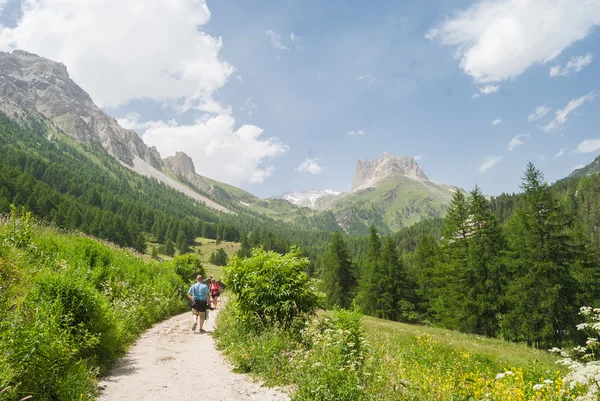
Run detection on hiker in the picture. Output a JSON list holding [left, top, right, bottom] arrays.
[[209, 278, 220, 308], [187, 275, 211, 333]]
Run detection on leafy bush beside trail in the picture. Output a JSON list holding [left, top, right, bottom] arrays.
[[0, 210, 195, 401]]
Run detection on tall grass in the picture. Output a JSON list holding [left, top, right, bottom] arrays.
[[216, 305, 589, 400], [0, 210, 189, 401]]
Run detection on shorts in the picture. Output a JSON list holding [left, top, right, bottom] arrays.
[[191, 299, 208, 313], [192, 310, 206, 319]]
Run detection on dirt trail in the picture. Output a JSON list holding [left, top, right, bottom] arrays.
[[97, 306, 289, 401]]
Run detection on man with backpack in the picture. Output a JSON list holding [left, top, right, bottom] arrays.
[[187, 275, 211, 333]]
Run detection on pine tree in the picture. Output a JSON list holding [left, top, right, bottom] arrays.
[[164, 239, 175, 257], [176, 229, 189, 254], [378, 236, 415, 321], [323, 231, 356, 308], [356, 225, 381, 315], [466, 186, 506, 336], [433, 190, 472, 330], [414, 234, 440, 319], [503, 163, 580, 347]]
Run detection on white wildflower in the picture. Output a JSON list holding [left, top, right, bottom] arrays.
[[586, 338, 598, 346], [577, 323, 590, 331], [495, 373, 506, 380], [505, 371, 514, 376], [580, 306, 593, 316], [544, 379, 553, 384], [573, 346, 588, 354], [533, 384, 545, 391], [549, 347, 562, 353]]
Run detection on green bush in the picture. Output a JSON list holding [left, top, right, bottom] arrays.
[[209, 248, 229, 266], [171, 253, 206, 283], [223, 247, 321, 329]]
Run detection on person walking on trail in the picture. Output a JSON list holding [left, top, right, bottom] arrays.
[[209, 278, 220, 309], [187, 275, 211, 333]]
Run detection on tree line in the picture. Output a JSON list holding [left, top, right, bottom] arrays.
[[322, 163, 600, 348]]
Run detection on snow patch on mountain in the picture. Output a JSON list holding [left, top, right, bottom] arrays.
[[281, 189, 342, 208]]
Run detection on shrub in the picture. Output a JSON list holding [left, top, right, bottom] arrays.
[[171, 253, 205, 283], [223, 247, 321, 329], [209, 248, 229, 266]]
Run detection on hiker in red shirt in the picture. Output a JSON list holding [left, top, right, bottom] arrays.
[[209, 279, 220, 309]]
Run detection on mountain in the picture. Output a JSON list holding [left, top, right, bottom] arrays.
[[567, 154, 600, 180], [282, 189, 342, 208], [287, 153, 460, 234], [351, 152, 428, 192], [0, 50, 234, 214]]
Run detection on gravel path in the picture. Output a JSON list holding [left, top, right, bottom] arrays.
[[97, 306, 290, 401]]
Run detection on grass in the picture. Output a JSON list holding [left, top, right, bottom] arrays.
[[190, 237, 240, 280], [362, 315, 559, 368], [0, 212, 188, 401]]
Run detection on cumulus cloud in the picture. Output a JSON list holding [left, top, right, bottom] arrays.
[[479, 84, 500, 95], [542, 92, 596, 131], [550, 53, 593, 77], [132, 114, 288, 185], [347, 130, 365, 136], [414, 154, 423, 161], [478, 155, 502, 173], [265, 29, 287, 50], [577, 139, 600, 153], [508, 134, 528, 151], [295, 158, 324, 175], [472, 93, 481, 99], [555, 148, 566, 157], [528, 104, 551, 122], [491, 119, 502, 126], [0, 0, 234, 109], [428, 0, 600, 83]]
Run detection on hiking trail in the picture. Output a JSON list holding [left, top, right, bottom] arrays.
[[97, 306, 290, 401]]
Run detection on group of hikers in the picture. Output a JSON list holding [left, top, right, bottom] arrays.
[[186, 275, 222, 333]]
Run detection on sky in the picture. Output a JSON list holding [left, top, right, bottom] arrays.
[[1, 0, 599, 198]]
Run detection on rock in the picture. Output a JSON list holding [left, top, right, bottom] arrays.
[[351, 152, 428, 192], [0, 50, 163, 170]]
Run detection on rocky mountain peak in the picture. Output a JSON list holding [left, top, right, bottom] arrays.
[[0, 50, 163, 170], [163, 151, 197, 177], [351, 152, 428, 192]]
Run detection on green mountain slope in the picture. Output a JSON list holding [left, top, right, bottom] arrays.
[[328, 175, 457, 235]]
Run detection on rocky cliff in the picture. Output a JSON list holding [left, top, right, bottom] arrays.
[[0, 50, 163, 169], [351, 153, 428, 192]]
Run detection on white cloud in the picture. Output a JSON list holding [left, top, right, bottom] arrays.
[[479, 84, 500, 95], [572, 164, 585, 171], [354, 75, 375, 88], [240, 98, 258, 116], [0, 0, 7, 12], [429, 0, 600, 83], [0, 0, 234, 110], [528, 104, 551, 122], [295, 158, 323, 175], [491, 119, 502, 126], [472, 93, 481, 99], [508, 134, 528, 151], [135, 114, 288, 186], [577, 139, 600, 153], [414, 154, 423, 161], [555, 148, 566, 157], [290, 32, 302, 50], [265, 29, 287, 51], [425, 28, 438, 40], [549, 53, 593, 77], [542, 92, 596, 131], [478, 155, 502, 173], [347, 130, 365, 136]]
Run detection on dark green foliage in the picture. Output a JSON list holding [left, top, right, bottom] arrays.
[[502, 163, 582, 347], [323, 232, 356, 308], [209, 248, 229, 266]]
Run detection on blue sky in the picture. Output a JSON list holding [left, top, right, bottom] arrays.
[[1, 0, 599, 197]]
